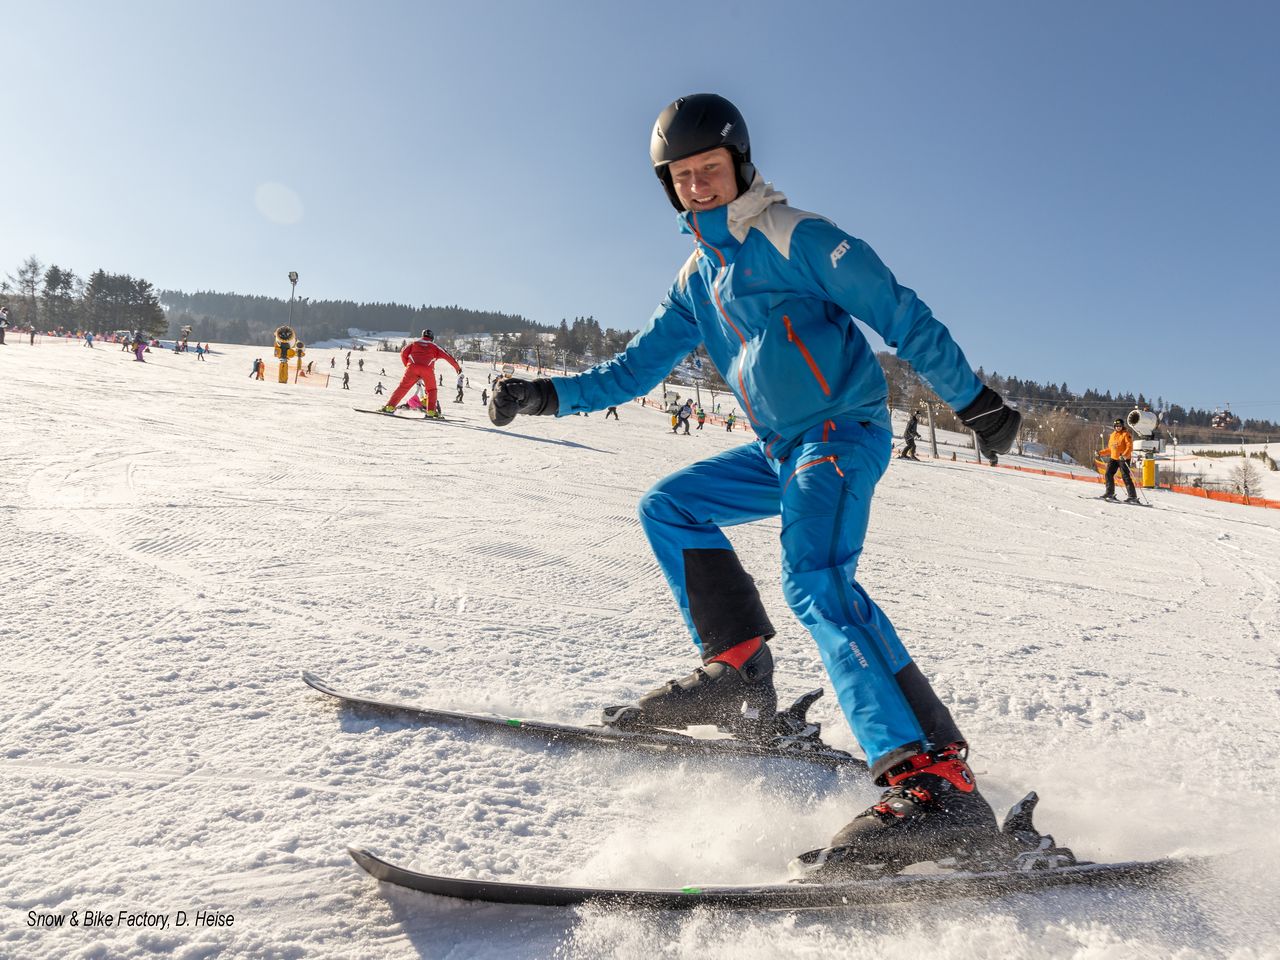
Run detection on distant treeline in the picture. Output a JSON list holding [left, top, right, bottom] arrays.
[[877, 353, 1279, 464], [159, 289, 543, 347], [2, 256, 165, 335]]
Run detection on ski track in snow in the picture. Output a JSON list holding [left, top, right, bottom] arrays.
[[2, 340, 1279, 959]]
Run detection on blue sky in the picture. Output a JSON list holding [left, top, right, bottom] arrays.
[[5, 1, 1277, 414]]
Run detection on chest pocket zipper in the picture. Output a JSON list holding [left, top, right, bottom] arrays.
[[783, 315, 831, 397]]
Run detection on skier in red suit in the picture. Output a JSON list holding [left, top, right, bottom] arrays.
[[382, 330, 461, 416]]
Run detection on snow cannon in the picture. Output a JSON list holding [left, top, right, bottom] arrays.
[[1126, 408, 1161, 489], [274, 325, 297, 383], [1127, 409, 1159, 437]]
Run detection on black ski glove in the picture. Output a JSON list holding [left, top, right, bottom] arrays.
[[956, 385, 1021, 459], [489, 377, 559, 426]]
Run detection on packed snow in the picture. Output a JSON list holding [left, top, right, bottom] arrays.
[[3, 337, 1279, 959]]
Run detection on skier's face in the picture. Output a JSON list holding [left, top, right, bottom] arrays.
[[668, 148, 738, 212]]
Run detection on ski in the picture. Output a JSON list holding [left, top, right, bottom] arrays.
[[1078, 494, 1154, 507], [302, 671, 866, 771], [346, 846, 1199, 910], [353, 408, 454, 422]]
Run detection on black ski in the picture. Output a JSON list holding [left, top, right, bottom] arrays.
[[302, 671, 866, 771], [353, 407, 454, 422], [1078, 494, 1154, 507], [346, 846, 1199, 910]]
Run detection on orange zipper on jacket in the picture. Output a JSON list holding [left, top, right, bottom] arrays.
[[783, 455, 843, 495], [783, 315, 831, 396], [689, 213, 758, 427]]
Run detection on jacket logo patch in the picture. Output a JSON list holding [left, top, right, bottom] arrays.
[[830, 239, 850, 269]]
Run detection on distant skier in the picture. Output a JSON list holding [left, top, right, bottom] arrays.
[[342, 371, 350, 390], [899, 411, 921, 460], [675, 400, 693, 435], [358, 358, 364, 372], [0, 306, 8, 345], [382, 329, 461, 418], [725, 411, 736, 432], [605, 406, 619, 420], [196, 344, 206, 361], [330, 357, 335, 369], [455, 372, 465, 403], [481, 388, 489, 405], [695, 407, 705, 430], [486, 92, 1022, 877], [374, 381, 385, 396], [249, 358, 260, 378], [1099, 418, 1139, 502], [84, 332, 94, 348]]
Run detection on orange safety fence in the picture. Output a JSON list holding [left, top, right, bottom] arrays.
[[1163, 484, 1280, 510], [973, 458, 1280, 510], [292, 368, 331, 387]]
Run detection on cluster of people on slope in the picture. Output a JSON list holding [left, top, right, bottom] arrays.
[[665, 397, 738, 434]]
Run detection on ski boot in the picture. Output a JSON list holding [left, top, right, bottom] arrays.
[[424, 409, 442, 419], [379, 404, 396, 414], [790, 742, 1000, 879], [602, 637, 777, 741]]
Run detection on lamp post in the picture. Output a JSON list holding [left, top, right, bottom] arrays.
[[287, 271, 299, 329]]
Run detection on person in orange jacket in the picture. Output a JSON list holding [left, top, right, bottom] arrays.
[[382, 329, 461, 417], [1098, 418, 1138, 502]]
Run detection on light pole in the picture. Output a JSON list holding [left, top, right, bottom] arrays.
[[287, 271, 299, 329]]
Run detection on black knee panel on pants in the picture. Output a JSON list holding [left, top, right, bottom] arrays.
[[683, 548, 775, 659]]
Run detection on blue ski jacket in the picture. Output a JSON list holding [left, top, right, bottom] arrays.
[[551, 177, 984, 460]]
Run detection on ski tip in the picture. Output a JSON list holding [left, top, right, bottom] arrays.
[[301, 670, 339, 696]]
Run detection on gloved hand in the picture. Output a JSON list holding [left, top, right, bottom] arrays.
[[489, 377, 559, 426], [956, 385, 1021, 459]]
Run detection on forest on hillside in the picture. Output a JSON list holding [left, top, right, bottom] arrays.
[[159, 289, 542, 346]]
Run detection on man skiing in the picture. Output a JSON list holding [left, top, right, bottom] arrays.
[[382, 330, 461, 417], [899, 410, 921, 460], [675, 399, 693, 435], [487, 94, 1020, 875], [1099, 418, 1138, 502]]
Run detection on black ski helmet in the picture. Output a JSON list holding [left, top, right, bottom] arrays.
[[421, 329, 434, 340], [651, 93, 755, 212]]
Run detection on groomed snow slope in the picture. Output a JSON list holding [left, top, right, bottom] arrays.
[[2, 339, 1278, 959]]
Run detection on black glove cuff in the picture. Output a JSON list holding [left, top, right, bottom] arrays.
[[956, 385, 1005, 427], [524, 379, 560, 417], [957, 385, 1020, 455]]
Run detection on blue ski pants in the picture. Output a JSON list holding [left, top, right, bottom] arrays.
[[637, 418, 962, 781]]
